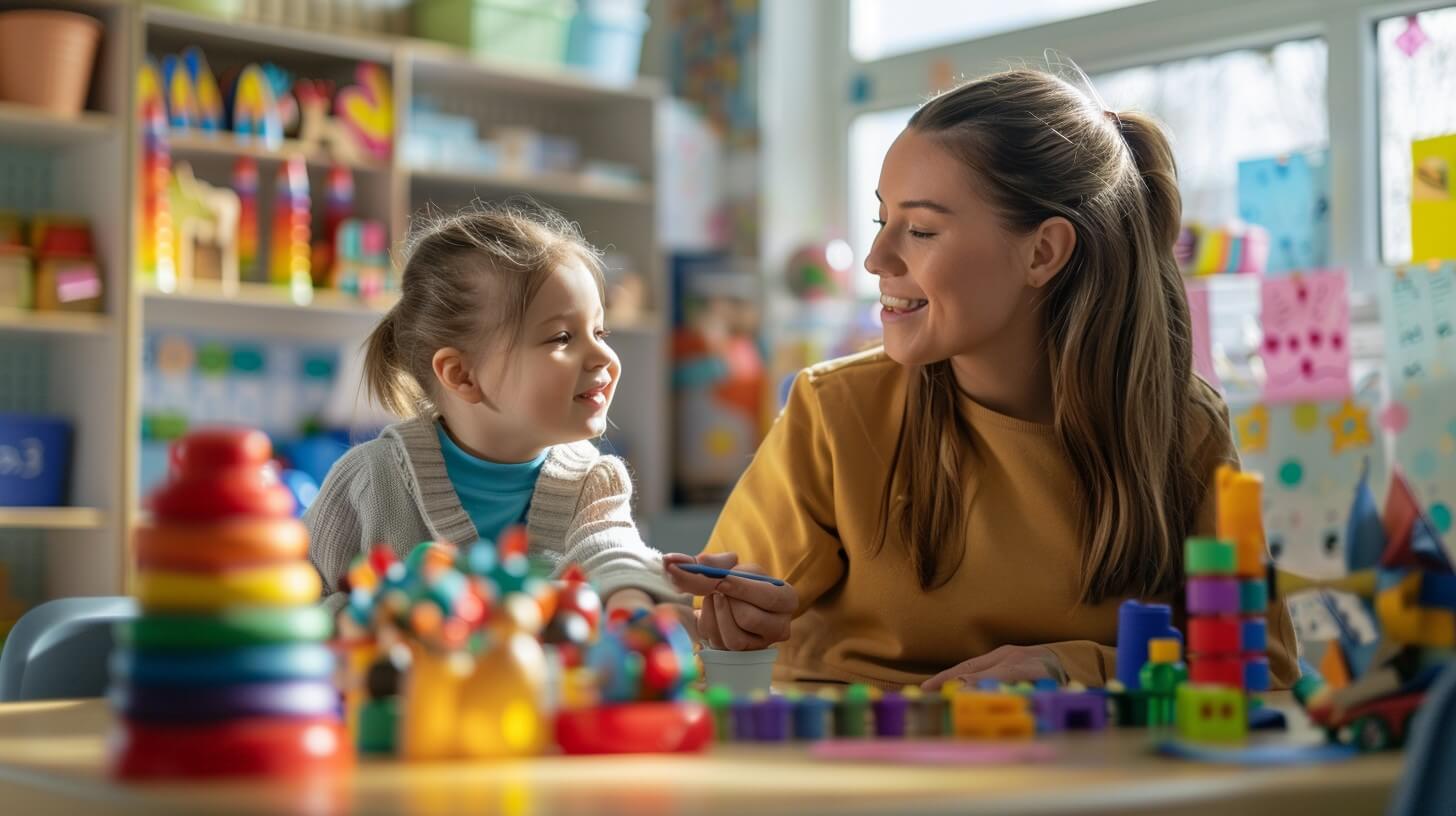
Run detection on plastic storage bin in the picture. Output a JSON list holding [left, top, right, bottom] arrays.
[[0, 414, 72, 507], [414, 0, 574, 67], [565, 0, 649, 84]]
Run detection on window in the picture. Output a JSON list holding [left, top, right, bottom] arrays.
[[1094, 38, 1328, 225], [850, 0, 1155, 62], [848, 105, 915, 297], [1377, 8, 1456, 265]]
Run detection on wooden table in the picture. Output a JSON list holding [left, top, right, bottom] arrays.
[[0, 697, 1405, 815]]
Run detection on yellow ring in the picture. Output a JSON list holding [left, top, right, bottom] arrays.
[[137, 562, 322, 612]]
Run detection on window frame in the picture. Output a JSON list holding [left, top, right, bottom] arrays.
[[819, 0, 1456, 292]]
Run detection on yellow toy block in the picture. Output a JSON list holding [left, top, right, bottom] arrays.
[[952, 692, 1035, 739], [1216, 465, 1267, 578], [1148, 637, 1182, 664]]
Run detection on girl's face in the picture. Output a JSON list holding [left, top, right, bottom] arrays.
[[472, 260, 620, 451], [866, 129, 1040, 368]]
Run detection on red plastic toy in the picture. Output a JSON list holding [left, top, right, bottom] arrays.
[[554, 702, 713, 755], [112, 717, 351, 779]]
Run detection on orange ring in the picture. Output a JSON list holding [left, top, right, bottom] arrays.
[[135, 517, 309, 571]]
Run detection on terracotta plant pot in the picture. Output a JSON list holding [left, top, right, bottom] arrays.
[[0, 10, 102, 116]]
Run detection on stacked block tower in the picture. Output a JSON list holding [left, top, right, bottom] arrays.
[[110, 428, 349, 778], [1177, 466, 1270, 742]]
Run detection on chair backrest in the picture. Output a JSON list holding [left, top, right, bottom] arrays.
[[1388, 658, 1456, 816], [0, 597, 137, 703]]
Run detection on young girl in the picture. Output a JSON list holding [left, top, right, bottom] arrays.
[[665, 69, 1299, 689], [308, 205, 677, 614]]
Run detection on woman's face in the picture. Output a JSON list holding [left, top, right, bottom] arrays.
[[865, 129, 1039, 368]]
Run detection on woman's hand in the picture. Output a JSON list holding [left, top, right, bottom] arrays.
[[663, 552, 797, 651], [921, 645, 1066, 690]]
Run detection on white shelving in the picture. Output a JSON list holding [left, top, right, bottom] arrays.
[[0, 3, 670, 612], [0, 507, 106, 530]]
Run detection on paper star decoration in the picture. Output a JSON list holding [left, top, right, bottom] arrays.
[[1328, 399, 1373, 455], [1235, 404, 1270, 453]]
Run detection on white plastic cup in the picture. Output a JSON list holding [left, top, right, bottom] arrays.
[[698, 647, 777, 696]]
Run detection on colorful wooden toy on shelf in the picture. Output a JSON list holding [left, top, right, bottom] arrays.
[[138, 59, 177, 293], [161, 53, 197, 131], [24, 216, 103, 313], [269, 156, 312, 303], [232, 158, 260, 281], [110, 427, 349, 779], [170, 162, 240, 294], [313, 165, 354, 285], [227, 63, 283, 148], [335, 62, 393, 161], [183, 46, 224, 133]]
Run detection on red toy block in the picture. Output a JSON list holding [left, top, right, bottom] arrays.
[[1189, 656, 1245, 688], [1189, 617, 1242, 656], [169, 427, 274, 474]]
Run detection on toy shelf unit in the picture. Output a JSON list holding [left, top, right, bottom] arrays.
[[400, 46, 668, 518], [0, 0, 133, 610]]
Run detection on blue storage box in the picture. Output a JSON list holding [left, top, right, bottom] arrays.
[[0, 414, 73, 506], [565, 1, 649, 85]]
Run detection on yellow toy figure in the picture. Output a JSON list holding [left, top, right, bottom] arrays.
[[456, 595, 550, 758]]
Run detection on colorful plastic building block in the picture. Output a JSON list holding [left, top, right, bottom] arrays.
[[554, 701, 713, 754], [753, 694, 793, 742], [1187, 578, 1241, 615], [1189, 617, 1242, 655], [793, 690, 834, 741], [1116, 600, 1182, 690], [835, 683, 872, 738], [705, 685, 734, 741], [951, 692, 1035, 739], [1140, 637, 1188, 727], [1106, 680, 1151, 727], [873, 689, 909, 738], [1186, 537, 1236, 576], [1030, 689, 1108, 732], [1216, 466, 1267, 578], [1175, 684, 1247, 743]]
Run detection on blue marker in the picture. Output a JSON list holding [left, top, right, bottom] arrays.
[[676, 563, 785, 586]]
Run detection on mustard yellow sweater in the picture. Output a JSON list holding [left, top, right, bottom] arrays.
[[704, 349, 1299, 688]]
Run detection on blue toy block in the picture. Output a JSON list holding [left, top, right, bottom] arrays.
[[1116, 600, 1181, 690], [791, 694, 832, 741], [1419, 573, 1456, 611], [1244, 657, 1271, 693], [1249, 705, 1287, 731], [1241, 618, 1268, 653], [1033, 677, 1059, 691], [976, 678, 1002, 691]]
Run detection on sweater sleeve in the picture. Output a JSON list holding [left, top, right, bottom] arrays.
[[703, 371, 846, 616], [555, 455, 683, 603], [1041, 641, 1117, 686], [304, 447, 371, 611]]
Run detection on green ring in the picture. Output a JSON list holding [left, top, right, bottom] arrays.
[[116, 606, 332, 649]]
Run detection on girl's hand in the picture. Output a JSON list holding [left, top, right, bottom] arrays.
[[663, 552, 797, 651], [921, 645, 1066, 690]]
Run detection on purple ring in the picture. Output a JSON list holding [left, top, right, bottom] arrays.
[[110, 681, 340, 723], [1187, 578, 1240, 615]]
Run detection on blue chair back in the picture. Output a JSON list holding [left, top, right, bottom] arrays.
[[0, 597, 136, 702], [1388, 658, 1456, 816]]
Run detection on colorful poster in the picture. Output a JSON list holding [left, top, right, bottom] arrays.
[[1258, 270, 1351, 403], [1230, 392, 1387, 579], [1384, 378, 1456, 544], [1411, 134, 1456, 263], [1379, 263, 1456, 388], [1237, 150, 1330, 275], [1186, 281, 1220, 388]]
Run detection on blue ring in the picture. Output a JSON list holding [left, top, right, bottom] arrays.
[[111, 644, 335, 686]]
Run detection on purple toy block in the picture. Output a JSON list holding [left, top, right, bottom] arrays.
[[1187, 578, 1240, 615], [872, 691, 909, 738], [1244, 657, 1271, 693], [731, 699, 757, 741], [1241, 617, 1268, 653], [1030, 690, 1108, 732], [1116, 600, 1182, 690], [753, 695, 792, 742]]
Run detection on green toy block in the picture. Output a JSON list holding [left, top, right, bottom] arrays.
[[1175, 684, 1246, 742], [1186, 538, 1236, 576], [1109, 686, 1151, 727], [1139, 661, 1188, 727]]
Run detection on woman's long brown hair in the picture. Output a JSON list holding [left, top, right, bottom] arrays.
[[879, 69, 1201, 603]]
